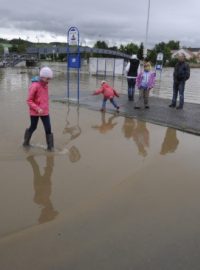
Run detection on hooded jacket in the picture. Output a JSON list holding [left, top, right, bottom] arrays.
[[94, 83, 119, 99], [136, 71, 156, 90], [27, 79, 49, 116]]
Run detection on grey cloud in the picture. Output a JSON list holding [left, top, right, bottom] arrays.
[[1, 0, 200, 47]]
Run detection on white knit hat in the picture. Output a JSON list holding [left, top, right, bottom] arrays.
[[39, 67, 53, 78], [131, 54, 137, 59], [101, 80, 106, 85]]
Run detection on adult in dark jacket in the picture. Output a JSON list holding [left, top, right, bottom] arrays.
[[125, 54, 140, 101], [169, 54, 190, 109]]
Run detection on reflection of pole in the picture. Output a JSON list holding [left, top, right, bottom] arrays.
[[113, 57, 116, 77], [144, 0, 151, 58], [67, 33, 70, 99], [67, 26, 80, 102], [77, 33, 80, 103], [67, 49, 70, 99], [52, 50, 55, 62]]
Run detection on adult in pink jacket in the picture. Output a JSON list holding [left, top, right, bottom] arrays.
[[93, 80, 119, 112], [23, 67, 54, 151]]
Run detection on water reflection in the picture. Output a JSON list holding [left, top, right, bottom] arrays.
[[122, 118, 136, 139], [122, 118, 149, 157], [122, 119, 180, 157], [63, 104, 81, 162], [92, 112, 118, 134], [133, 121, 150, 157], [160, 127, 179, 155], [27, 155, 59, 224]]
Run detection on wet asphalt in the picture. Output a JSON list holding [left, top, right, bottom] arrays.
[[53, 92, 200, 136]]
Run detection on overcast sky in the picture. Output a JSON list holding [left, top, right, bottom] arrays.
[[1, 0, 200, 48]]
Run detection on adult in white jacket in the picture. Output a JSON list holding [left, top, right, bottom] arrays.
[[125, 54, 140, 101]]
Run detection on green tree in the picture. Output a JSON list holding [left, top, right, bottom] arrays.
[[167, 40, 180, 50], [9, 44, 18, 53], [138, 42, 144, 60], [119, 42, 138, 55], [119, 44, 125, 52], [17, 43, 26, 53], [0, 38, 8, 43], [148, 42, 172, 64], [148, 49, 157, 64], [94, 40, 108, 49], [108, 46, 118, 51], [166, 57, 178, 67], [0, 44, 4, 54]]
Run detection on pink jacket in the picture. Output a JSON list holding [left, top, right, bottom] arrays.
[[94, 83, 119, 99], [27, 81, 49, 116], [136, 71, 156, 89]]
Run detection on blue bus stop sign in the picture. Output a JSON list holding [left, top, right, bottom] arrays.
[[156, 64, 162, 70], [68, 54, 81, 68]]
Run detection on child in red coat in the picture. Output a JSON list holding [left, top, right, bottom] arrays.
[[93, 81, 120, 112]]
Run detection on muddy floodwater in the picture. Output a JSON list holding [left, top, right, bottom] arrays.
[[0, 63, 200, 269]]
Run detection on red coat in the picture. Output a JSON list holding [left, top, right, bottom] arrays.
[[94, 83, 119, 99], [27, 81, 49, 116]]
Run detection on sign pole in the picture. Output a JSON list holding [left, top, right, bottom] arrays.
[[155, 52, 164, 80], [77, 29, 80, 102], [67, 26, 81, 102], [144, 0, 151, 58], [67, 40, 70, 99]]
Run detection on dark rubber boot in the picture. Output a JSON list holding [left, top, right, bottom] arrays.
[[129, 95, 133, 101], [23, 129, 32, 147], [46, 133, 54, 151]]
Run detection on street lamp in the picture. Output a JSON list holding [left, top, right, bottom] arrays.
[[144, 0, 151, 58]]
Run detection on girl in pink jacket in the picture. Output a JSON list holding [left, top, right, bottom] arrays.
[[23, 67, 54, 151], [93, 81, 120, 112]]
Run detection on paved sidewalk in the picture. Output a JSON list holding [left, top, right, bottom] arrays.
[[52, 92, 200, 136]]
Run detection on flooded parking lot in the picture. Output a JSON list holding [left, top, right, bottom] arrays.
[[0, 64, 200, 269]]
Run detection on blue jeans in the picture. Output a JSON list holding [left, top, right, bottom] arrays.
[[172, 80, 185, 107], [28, 115, 52, 135], [102, 97, 118, 109], [127, 78, 136, 99]]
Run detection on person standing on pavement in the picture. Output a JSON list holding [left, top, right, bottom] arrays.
[[134, 62, 156, 109], [125, 54, 140, 101], [169, 53, 190, 110]]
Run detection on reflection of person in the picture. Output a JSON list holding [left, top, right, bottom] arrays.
[[160, 128, 179, 155], [92, 112, 118, 134], [122, 117, 136, 139], [132, 121, 149, 157], [63, 123, 81, 141], [27, 155, 58, 224], [92, 80, 120, 112], [169, 53, 190, 109], [23, 67, 54, 151], [134, 62, 156, 109], [125, 54, 140, 101]]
